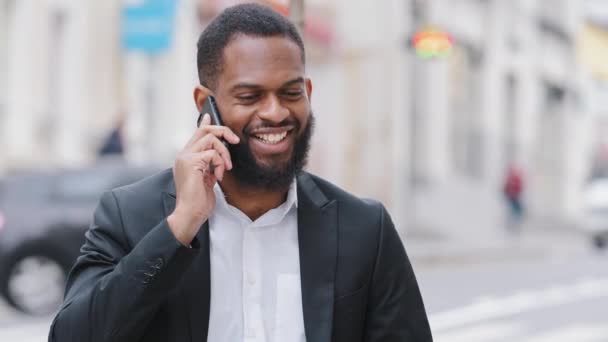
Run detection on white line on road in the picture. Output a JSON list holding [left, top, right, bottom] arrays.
[[429, 277, 608, 331], [433, 322, 526, 342], [520, 324, 608, 342], [0, 320, 51, 342]]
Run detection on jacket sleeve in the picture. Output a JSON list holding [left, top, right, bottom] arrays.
[[363, 205, 433, 341], [48, 190, 200, 342]]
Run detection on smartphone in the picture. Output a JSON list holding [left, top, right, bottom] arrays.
[[197, 95, 228, 148]]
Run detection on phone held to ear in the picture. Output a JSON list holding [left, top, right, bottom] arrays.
[[198, 95, 228, 148]]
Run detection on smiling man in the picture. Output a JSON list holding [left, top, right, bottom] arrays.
[[49, 3, 432, 342]]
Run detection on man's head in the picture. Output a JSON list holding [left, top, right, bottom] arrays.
[[194, 3, 314, 191], [196, 3, 305, 90]]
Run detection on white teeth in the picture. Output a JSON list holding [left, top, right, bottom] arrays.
[[254, 131, 288, 144]]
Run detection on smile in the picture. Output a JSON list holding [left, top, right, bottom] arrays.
[[252, 131, 289, 144]]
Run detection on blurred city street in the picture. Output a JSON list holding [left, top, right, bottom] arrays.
[[421, 252, 608, 342], [3, 0, 608, 340]]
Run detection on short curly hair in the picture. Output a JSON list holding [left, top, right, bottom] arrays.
[[196, 3, 306, 89]]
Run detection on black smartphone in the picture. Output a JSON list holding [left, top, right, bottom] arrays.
[[197, 95, 228, 147]]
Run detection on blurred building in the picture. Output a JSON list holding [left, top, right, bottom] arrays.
[[580, 0, 608, 180], [410, 0, 593, 235], [0, 0, 412, 228], [0, 0, 596, 233]]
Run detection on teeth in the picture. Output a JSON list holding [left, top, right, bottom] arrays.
[[254, 131, 288, 144]]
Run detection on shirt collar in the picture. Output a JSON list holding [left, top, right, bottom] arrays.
[[213, 179, 298, 223]]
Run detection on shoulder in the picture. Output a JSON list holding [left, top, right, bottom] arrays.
[[299, 173, 390, 252], [300, 172, 386, 222], [103, 168, 174, 231], [111, 168, 173, 200]]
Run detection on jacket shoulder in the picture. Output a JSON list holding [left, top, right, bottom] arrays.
[[304, 173, 385, 221], [104, 169, 174, 242], [111, 168, 173, 199]]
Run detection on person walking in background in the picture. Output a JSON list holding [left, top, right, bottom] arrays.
[[98, 117, 125, 157], [49, 4, 432, 342], [503, 164, 525, 232]]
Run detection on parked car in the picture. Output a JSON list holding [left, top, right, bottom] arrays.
[[582, 178, 608, 250], [0, 160, 160, 315]]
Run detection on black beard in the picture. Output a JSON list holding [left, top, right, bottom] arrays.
[[228, 113, 315, 191]]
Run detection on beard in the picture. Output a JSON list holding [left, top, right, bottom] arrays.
[[228, 113, 315, 191]]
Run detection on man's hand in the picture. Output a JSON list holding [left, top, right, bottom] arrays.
[[167, 114, 240, 245]]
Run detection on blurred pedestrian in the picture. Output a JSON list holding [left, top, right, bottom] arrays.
[[98, 118, 124, 156], [49, 4, 432, 342], [503, 164, 525, 231]]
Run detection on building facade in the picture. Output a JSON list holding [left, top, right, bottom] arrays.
[[0, 0, 412, 230], [410, 0, 592, 235], [0, 0, 594, 233]]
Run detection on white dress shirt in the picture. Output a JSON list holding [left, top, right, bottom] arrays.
[[206, 181, 306, 342]]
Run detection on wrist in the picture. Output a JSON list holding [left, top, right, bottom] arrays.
[[167, 209, 207, 245]]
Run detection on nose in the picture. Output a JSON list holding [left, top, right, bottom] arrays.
[[257, 95, 289, 124]]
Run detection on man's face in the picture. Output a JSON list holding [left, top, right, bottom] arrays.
[[202, 35, 313, 190]]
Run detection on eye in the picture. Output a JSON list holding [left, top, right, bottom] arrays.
[[236, 93, 260, 102], [282, 90, 303, 100]]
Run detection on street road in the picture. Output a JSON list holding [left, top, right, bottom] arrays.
[[417, 251, 608, 341]]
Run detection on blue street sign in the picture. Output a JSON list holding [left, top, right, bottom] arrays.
[[122, 0, 178, 54]]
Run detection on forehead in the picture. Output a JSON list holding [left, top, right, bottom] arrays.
[[218, 35, 304, 89]]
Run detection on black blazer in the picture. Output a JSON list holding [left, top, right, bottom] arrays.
[[49, 170, 432, 342]]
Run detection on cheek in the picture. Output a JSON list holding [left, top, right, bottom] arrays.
[[294, 107, 311, 131], [223, 109, 252, 136]]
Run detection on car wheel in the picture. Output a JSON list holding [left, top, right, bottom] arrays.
[[0, 242, 70, 315]]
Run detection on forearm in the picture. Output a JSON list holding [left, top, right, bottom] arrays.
[[49, 220, 199, 342]]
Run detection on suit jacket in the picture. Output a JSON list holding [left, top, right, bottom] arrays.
[[49, 170, 432, 342]]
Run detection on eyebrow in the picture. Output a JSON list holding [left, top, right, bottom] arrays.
[[230, 77, 305, 92]]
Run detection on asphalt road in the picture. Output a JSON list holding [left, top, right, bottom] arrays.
[[416, 251, 608, 341], [0, 250, 606, 341]]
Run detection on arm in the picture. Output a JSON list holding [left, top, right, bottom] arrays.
[[48, 191, 200, 342], [363, 205, 433, 341]]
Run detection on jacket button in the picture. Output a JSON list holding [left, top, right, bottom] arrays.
[[154, 257, 164, 269]]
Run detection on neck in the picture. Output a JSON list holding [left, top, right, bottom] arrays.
[[219, 173, 291, 221]]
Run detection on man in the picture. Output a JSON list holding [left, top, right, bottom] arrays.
[[49, 3, 432, 342]]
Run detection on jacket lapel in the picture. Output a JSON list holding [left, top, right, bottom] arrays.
[[297, 173, 338, 342], [162, 179, 211, 342], [161, 172, 338, 342]]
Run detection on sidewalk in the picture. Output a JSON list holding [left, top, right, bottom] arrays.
[[404, 222, 592, 267], [401, 180, 595, 267]]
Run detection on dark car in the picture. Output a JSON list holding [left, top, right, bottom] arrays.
[[0, 160, 159, 315]]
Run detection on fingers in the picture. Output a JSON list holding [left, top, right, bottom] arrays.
[[189, 134, 233, 170], [193, 150, 226, 181], [186, 114, 240, 148]]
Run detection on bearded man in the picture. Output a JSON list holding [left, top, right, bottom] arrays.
[[49, 3, 432, 342]]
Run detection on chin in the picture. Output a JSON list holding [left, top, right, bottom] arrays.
[[255, 156, 292, 171]]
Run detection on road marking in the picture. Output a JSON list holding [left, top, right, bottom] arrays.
[[429, 277, 608, 331], [0, 320, 50, 342], [520, 324, 608, 342], [433, 322, 525, 342]]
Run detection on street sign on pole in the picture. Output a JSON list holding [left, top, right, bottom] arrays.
[[122, 0, 179, 54]]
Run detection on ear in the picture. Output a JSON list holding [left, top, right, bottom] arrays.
[[193, 85, 212, 113], [305, 78, 313, 101]]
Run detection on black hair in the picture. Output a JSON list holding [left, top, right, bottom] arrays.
[[196, 3, 305, 89]]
